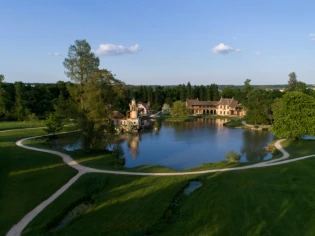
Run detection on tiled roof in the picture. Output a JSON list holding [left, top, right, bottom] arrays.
[[187, 97, 242, 108], [186, 99, 218, 106], [217, 97, 241, 107], [138, 101, 151, 110], [113, 111, 125, 119]]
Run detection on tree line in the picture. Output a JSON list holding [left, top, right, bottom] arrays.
[[0, 77, 223, 121]]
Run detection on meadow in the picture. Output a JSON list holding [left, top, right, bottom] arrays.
[[2, 124, 315, 235]]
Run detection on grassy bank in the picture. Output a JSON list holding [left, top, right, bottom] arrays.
[[4, 127, 315, 235], [223, 119, 244, 127], [163, 116, 197, 122], [281, 139, 315, 159], [22, 173, 194, 235], [0, 128, 78, 236], [0, 121, 45, 131], [23, 152, 315, 235]]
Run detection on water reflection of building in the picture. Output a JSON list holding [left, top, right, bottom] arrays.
[[171, 118, 228, 133], [113, 133, 140, 159], [128, 134, 140, 158], [241, 130, 272, 162]]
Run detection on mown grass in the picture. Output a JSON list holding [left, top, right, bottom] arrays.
[[223, 119, 244, 127], [0, 128, 77, 236], [163, 158, 315, 235], [4, 127, 315, 235], [0, 121, 45, 131], [184, 160, 254, 172], [23, 154, 315, 235], [281, 139, 315, 159], [22, 173, 195, 235]]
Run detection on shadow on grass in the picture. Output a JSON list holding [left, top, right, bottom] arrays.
[[22, 172, 211, 236], [0, 129, 78, 236]]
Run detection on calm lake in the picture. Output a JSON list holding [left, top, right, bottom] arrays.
[[112, 118, 275, 170]]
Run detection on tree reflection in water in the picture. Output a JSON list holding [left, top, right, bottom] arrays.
[[240, 130, 273, 162], [110, 119, 275, 169], [112, 133, 141, 159]]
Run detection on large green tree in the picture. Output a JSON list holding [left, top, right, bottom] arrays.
[[171, 101, 189, 117], [244, 88, 269, 125], [13, 82, 29, 121], [63, 40, 121, 150], [0, 74, 12, 118], [272, 91, 315, 139], [63, 39, 100, 110], [286, 72, 297, 92]]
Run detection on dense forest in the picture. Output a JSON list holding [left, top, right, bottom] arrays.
[[0, 79, 221, 120], [1, 73, 315, 124]]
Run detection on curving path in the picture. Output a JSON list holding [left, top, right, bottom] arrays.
[[6, 132, 315, 236]]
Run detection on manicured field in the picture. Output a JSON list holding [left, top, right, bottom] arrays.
[[2, 127, 315, 235], [223, 119, 244, 127], [0, 121, 45, 131], [281, 139, 315, 159], [0, 128, 77, 236], [23, 156, 315, 235]]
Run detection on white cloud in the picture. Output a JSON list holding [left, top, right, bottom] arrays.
[[255, 51, 261, 56], [48, 52, 62, 56], [309, 33, 315, 37], [312, 38, 315, 41], [211, 43, 240, 54], [93, 44, 141, 56]]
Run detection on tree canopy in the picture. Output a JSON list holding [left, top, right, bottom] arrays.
[[61, 40, 125, 150], [171, 101, 189, 117], [272, 91, 315, 139]]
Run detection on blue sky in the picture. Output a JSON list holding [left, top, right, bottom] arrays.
[[1, 0, 315, 85]]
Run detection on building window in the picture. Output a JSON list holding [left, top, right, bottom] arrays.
[[220, 111, 222, 114], [227, 111, 229, 115]]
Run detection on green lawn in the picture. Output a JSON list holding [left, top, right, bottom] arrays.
[[22, 173, 195, 235], [223, 119, 244, 128], [0, 128, 77, 236], [281, 139, 315, 159], [23, 156, 315, 235], [3, 127, 315, 235], [0, 121, 45, 131]]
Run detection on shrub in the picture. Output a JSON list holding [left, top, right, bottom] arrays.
[[45, 113, 63, 135], [27, 113, 39, 122], [265, 143, 275, 153], [225, 150, 241, 163]]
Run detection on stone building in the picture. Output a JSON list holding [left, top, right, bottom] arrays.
[[186, 97, 245, 116], [137, 101, 151, 115], [115, 99, 141, 131]]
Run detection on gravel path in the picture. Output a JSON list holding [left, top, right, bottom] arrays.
[[5, 132, 315, 236]]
